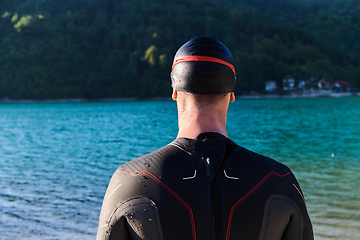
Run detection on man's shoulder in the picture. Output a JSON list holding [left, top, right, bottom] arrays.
[[230, 144, 291, 175], [117, 141, 192, 175]]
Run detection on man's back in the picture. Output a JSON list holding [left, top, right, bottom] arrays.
[[97, 132, 313, 240]]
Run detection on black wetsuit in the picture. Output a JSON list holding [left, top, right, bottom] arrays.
[[97, 132, 313, 240]]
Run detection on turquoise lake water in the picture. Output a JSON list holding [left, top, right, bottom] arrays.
[[0, 97, 359, 239]]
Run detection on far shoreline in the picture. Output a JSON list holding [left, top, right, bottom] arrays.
[[237, 91, 359, 99], [0, 92, 359, 104]]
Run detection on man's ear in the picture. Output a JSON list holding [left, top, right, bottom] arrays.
[[230, 92, 235, 102], [172, 90, 178, 101]]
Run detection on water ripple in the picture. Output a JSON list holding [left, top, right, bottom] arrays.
[[1, 98, 359, 239]]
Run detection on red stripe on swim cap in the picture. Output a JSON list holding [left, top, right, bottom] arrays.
[[172, 56, 236, 77]]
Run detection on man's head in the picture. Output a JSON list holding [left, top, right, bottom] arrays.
[[171, 37, 236, 138], [171, 36, 236, 94]]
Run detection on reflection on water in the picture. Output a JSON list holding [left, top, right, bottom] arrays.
[[0, 98, 359, 239]]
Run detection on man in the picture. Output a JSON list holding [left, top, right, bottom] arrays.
[[97, 36, 314, 240]]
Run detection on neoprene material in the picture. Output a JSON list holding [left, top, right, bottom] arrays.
[[97, 133, 314, 240], [171, 37, 236, 94]]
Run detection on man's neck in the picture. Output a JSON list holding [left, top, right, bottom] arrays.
[[177, 110, 228, 139]]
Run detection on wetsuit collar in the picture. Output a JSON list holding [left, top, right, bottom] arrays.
[[176, 132, 228, 141], [196, 132, 228, 140]]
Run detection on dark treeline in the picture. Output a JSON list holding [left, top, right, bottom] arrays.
[[1, 0, 360, 100]]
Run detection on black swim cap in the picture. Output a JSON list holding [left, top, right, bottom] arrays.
[[171, 36, 236, 94]]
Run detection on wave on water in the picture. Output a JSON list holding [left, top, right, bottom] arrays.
[[0, 99, 359, 239]]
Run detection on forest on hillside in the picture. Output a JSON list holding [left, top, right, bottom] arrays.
[[1, 0, 360, 100]]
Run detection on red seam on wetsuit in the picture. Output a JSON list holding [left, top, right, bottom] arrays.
[[172, 56, 236, 77], [119, 169, 197, 240], [225, 171, 292, 240]]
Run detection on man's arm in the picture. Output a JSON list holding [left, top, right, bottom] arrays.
[[96, 171, 163, 240], [258, 174, 314, 240]]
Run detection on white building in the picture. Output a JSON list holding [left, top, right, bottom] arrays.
[[283, 75, 295, 90], [265, 80, 277, 92]]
